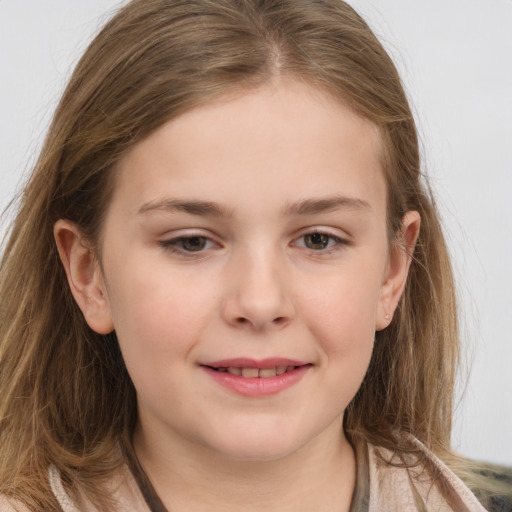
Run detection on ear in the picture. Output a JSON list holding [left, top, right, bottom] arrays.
[[54, 219, 114, 334], [376, 210, 421, 331]]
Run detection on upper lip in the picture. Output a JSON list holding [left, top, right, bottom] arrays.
[[201, 358, 309, 369]]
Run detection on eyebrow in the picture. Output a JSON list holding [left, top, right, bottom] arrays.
[[138, 198, 234, 217], [137, 195, 372, 218], [283, 195, 372, 215]]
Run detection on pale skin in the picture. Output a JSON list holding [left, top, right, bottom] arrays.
[[55, 80, 420, 512]]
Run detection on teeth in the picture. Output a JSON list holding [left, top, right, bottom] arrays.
[[259, 368, 277, 378], [215, 366, 299, 378], [241, 368, 259, 378], [276, 365, 287, 375]]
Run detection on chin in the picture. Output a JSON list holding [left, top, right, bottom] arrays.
[[205, 424, 309, 463], [216, 442, 297, 463]]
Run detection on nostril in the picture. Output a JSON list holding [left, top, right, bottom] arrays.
[[234, 316, 287, 327]]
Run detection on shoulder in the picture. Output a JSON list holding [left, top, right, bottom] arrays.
[[365, 436, 488, 512], [0, 463, 149, 512], [48, 464, 148, 512]]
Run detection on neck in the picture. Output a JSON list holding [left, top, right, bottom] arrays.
[[132, 419, 356, 512]]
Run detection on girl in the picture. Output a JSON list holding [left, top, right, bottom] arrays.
[[0, 1, 509, 510]]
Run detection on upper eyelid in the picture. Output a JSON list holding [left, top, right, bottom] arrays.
[[291, 226, 353, 251], [161, 234, 219, 246], [292, 226, 350, 240], [157, 227, 350, 245], [293, 233, 346, 246], [159, 228, 220, 241], [158, 236, 220, 258]]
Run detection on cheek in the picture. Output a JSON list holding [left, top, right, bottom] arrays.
[[300, 267, 382, 341], [105, 260, 217, 360], [105, 266, 219, 415], [296, 263, 383, 389]]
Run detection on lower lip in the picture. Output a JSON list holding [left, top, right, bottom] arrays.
[[201, 365, 311, 397]]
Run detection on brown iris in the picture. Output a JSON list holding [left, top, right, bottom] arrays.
[[180, 236, 207, 251], [303, 233, 330, 250]]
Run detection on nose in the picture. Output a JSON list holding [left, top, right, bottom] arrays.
[[221, 249, 295, 331]]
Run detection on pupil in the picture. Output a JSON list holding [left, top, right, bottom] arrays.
[[306, 233, 328, 249], [183, 237, 205, 251]]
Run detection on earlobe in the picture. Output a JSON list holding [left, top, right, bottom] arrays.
[[376, 211, 421, 331], [54, 219, 114, 334]]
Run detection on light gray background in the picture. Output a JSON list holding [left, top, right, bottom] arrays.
[[1, 1, 511, 465]]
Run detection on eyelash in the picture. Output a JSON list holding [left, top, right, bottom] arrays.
[[159, 235, 218, 256], [292, 231, 348, 253], [159, 231, 349, 257]]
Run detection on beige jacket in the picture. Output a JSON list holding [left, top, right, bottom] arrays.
[[0, 437, 487, 512]]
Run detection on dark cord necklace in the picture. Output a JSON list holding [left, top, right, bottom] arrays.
[[121, 440, 169, 512], [121, 437, 365, 512]]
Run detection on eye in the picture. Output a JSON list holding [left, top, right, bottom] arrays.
[[303, 233, 332, 250], [177, 236, 208, 252], [293, 231, 346, 251], [160, 235, 216, 254]]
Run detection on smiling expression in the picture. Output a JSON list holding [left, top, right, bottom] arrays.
[[61, 80, 416, 462]]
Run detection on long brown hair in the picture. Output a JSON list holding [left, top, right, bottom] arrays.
[[0, 0, 464, 508]]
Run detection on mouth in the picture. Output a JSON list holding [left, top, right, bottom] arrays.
[[200, 358, 312, 396], [205, 365, 302, 378]]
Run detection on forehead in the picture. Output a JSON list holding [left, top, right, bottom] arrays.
[[111, 80, 385, 219]]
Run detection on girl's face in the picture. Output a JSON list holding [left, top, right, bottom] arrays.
[[61, 80, 418, 462]]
